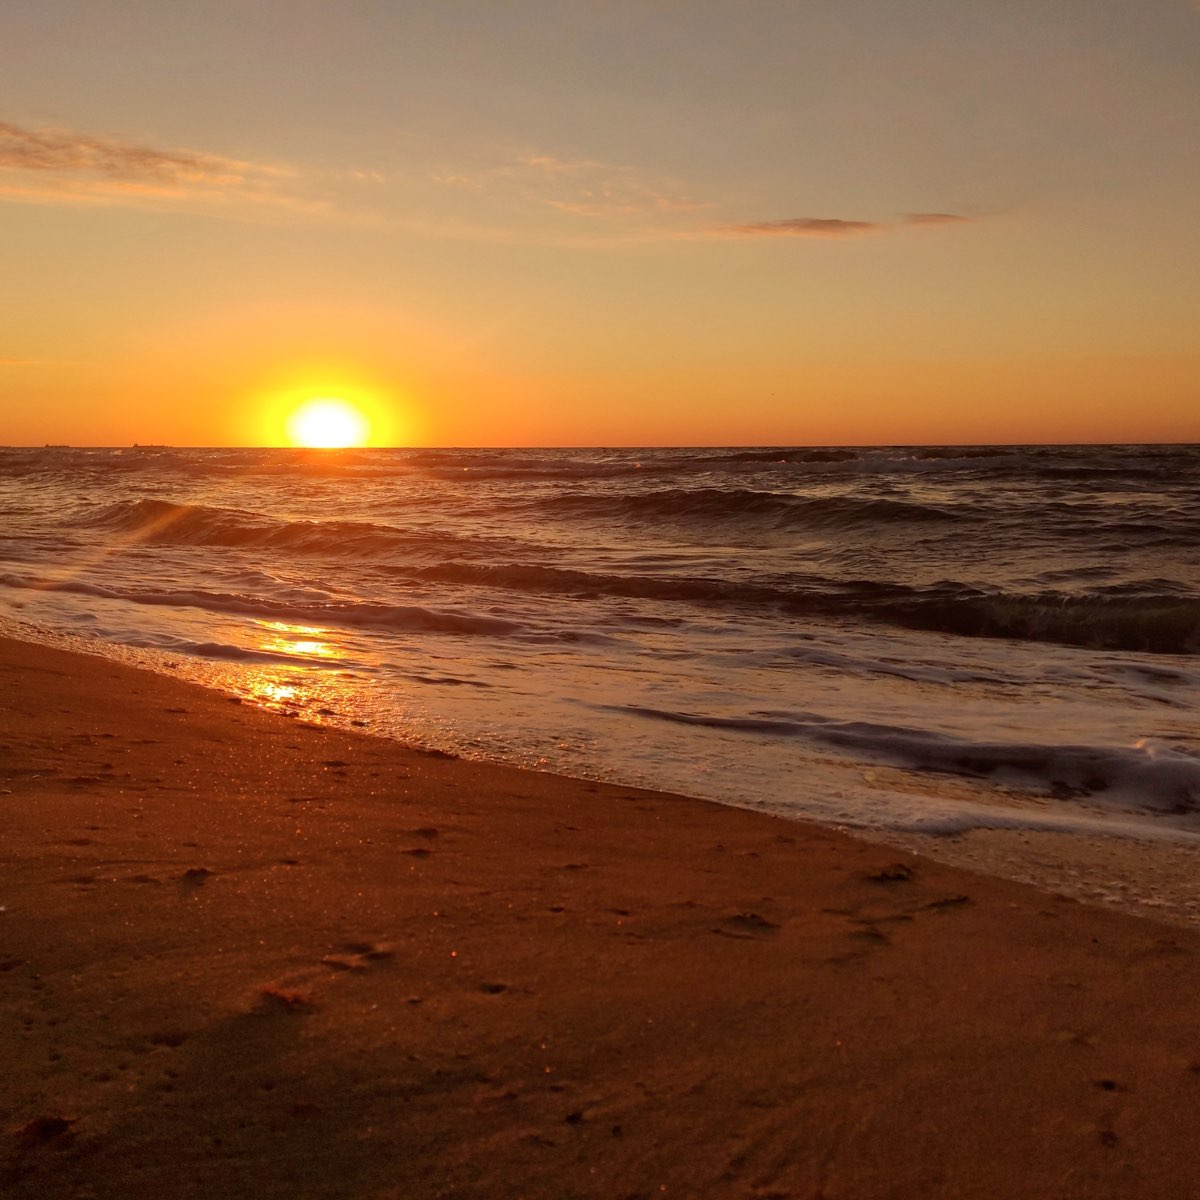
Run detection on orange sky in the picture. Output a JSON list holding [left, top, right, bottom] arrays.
[[2, 2, 1198, 446]]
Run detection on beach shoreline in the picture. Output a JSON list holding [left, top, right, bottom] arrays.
[[5, 631, 1200, 1197], [8, 613, 1200, 933], [5, 444, 1196, 872]]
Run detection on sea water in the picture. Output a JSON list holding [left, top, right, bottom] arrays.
[[1, 444, 1197, 843]]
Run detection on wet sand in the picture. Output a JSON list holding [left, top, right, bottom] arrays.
[[4, 634, 1200, 1199]]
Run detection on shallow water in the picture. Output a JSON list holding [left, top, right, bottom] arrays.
[[1, 444, 1197, 841]]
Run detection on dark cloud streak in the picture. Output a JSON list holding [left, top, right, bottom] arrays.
[[902, 211, 970, 226], [717, 211, 972, 238], [724, 216, 880, 237]]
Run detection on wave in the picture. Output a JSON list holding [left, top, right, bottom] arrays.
[[1025, 456, 1200, 483], [610, 705, 1200, 816], [83, 489, 1199, 554], [0, 573, 523, 637], [402, 561, 1199, 654], [907, 446, 1021, 461], [78, 491, 971, 557], [875, 589, 1200, 655], [409, 560, 788, 606], [5, 446, 1197, 498], [78, 498, 498, 557], [698, 449, 861, 465], [0, 448, 426, 482], [22, 493, 1199, 650], [538, 487, 968, 527], [118, 634, 357, 667], [412, 451, 673, 481]]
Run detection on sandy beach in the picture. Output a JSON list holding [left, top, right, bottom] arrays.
[[5, 633, 1200, 1199]]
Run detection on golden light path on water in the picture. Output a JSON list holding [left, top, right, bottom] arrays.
[[225, 618, 455, 757], [258, 620, 341, 660], [242, 620, 351, 715]]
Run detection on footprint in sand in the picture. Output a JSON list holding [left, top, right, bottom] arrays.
[[714, 912, 780, 940], [850, 923, 890, 944], [255, 986, 317, 1013], [16, 1116, 77, 1147], [866, 863, 915, 884], [179, 867, 213, 897], [320, 941, 395, 972]]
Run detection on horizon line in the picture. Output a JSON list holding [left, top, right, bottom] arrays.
[[3, 440, 1197, 450]]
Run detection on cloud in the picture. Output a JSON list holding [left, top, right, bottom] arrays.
[[716, 211, 972, 238], [0, 121, 253, 183], [429, 148, 977, 250], [723, 216, 880, 237], [0, 120, 319, 216], [433, 149, 707, 221], [902, 211, 970, 226]]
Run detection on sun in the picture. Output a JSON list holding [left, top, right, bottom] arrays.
[[287, 398, 370, 448]]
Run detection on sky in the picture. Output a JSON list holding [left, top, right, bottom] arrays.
[[1, 0, 1198, 447]]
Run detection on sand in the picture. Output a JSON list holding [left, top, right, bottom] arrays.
[[4, 634, 1200, 1199]]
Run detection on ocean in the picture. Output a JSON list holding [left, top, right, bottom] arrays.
[[1, 443, 1197, 844]]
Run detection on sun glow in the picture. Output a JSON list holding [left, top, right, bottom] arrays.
[[287, 398, 370, 448]]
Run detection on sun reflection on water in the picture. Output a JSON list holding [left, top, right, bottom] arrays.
[[234, 620, 354, 715], [250, 678, 302, 707], [257, 619, 344, 661]]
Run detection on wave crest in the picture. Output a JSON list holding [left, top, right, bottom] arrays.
[[539, 487, 967, 527], [0, 572, 522, 637]]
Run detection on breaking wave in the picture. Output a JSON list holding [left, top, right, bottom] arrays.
[[610, 705, 1200, 815], [406, 564, 1198, 654], [78, 498, 495, 557]]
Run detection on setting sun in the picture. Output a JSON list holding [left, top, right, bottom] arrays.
[[287, 398, 370, 448]]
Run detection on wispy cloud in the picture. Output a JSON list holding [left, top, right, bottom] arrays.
[[433, 150, 707, 221], [0, 121, 321, 216], [716, 211, 971, 238], [901, 212, 971, 227], [1, 121, 977, 251], [0, 121, 260, 183]]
